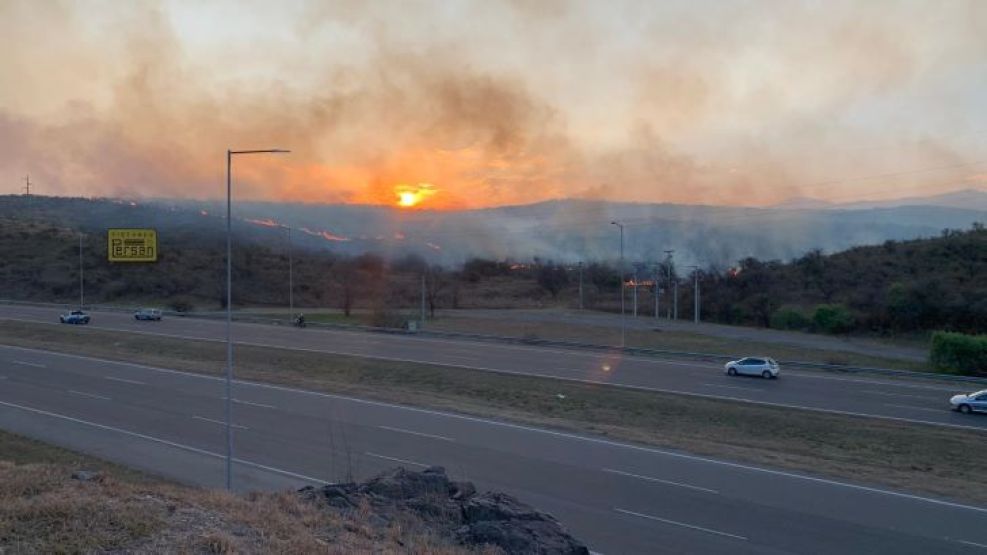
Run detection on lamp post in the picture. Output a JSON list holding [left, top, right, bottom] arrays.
[[688, 265, 701, 324], [281, 224, 294, 322], [664, 249, 674, 319], [79, 233, 84, 309], [226, 148, 289, 492], [610, 221, 625, 347]]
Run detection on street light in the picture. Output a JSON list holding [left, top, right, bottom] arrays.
[[225, 148, 289, 492], [610, 221, 625, 347], [664, 249, 675, 319], [688, 265, 700, 324], [281, 224, 294, 322], [78, 233, 84, 309]]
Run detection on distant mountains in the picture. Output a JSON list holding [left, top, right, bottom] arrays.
[[773, 188, 987, 211], [1, 193, 985, 268]]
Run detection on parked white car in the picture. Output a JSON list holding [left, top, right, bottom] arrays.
[[725, 357, 780, 379], [949, 389, 987, 414]]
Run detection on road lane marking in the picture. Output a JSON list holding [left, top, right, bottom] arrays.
[[4, 345, 987, 514], [378, 425, 455, 442], [0, 399, 323, 484], [603, 468, 719, 494], [104, 376, 146, 385], [193, 415, 248, 430], [614, 508, 747, 541], [11, 360, 46, 368], [862, 391, 937, 400], [883, 404, 946, 414], [365, 452, 430, 468], [959, 540, 987, 549], [222, 397, 276, 409], [700, 383, 763, 392], [68, 390, 111, 401]]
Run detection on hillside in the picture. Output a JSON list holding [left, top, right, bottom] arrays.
[[3, 194, 986, 267]]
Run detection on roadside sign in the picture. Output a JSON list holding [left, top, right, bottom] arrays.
[[107, 228, 158, 262]]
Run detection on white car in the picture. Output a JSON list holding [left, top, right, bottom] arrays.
[[725, 357, 780, 379], [949, 389, 987, 414], [134, 308, 162, 321]]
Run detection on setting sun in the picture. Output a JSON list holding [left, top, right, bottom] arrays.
[[395, 183, 437, 208]]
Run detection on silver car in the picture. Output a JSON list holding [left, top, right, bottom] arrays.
[[950, 389, 987, 414], [725, 357, 780, 379], [134, 308, 162, 321]]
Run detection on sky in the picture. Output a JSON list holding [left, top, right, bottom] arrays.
[[2, 0, 986, 209]]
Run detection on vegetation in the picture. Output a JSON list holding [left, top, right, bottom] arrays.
[[930, 331, 987, 375], [1, 201, 983, 338]]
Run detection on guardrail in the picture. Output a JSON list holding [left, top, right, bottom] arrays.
[[3, 298, 985, 385]]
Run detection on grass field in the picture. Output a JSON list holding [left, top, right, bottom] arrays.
[[1, 320, 985, 506]]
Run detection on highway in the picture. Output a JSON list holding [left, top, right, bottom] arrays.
[[0, 304, 984, 432], [1, 345, 985, 554]]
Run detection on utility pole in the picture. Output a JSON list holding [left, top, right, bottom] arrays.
[[578, 262, 584, 310], [285, 225, 294, 320], [688, 265, 700, 323], [653, 265, 660, 320], [664, 250, 674, 319], [420, 272, 426, 329], [78, 233, 84, 309], [673, 279, 678, 320], [632, 266, 638, 317], [611, 222, 625, 347], [23, 175, 31, 196]]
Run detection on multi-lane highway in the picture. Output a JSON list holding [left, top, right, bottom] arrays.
[[0, 304, 983, 431], [1, 344, 985, 554]]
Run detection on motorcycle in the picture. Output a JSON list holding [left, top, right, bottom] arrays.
[[293, 314, 307, 328]]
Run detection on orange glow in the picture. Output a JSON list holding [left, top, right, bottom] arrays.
[[395, 183, 437, 208], [245, 218, 280, 227]]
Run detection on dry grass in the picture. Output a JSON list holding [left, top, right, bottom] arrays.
[[2, 320, 986, 507], [0, 429, 484, 554], [425, 316, 929, 371]]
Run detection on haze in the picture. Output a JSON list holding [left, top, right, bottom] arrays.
[[2, 0, 986, 209]]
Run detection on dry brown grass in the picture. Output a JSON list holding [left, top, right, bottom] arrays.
[[0, 429, 485, 554]]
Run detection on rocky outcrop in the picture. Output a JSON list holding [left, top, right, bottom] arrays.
[[300, 466, 589, 554]]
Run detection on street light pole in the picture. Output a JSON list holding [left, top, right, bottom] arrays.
[[664, 249, 674, 319], [284, 225, 293, 321], [226, 148, 289, 492], [79, 233, 84, 309], [688, 265, 700, 323], [611, 221, 625, 347]]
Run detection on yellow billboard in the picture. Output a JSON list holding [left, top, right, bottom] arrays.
[[108, 228, 158, 262]]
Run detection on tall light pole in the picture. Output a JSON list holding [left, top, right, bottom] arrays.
[[226, 148, 289, 492], [664, 249, 674, 319], [577, 261, 584, 310], [281, 225, 294, 321], [78, 233, 84, 309], [610, 221, 625, 347], [653, 265, 660, 321], [688, 265, 700, 324]]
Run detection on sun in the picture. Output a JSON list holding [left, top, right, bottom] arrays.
[[394, 183, 436, 208]]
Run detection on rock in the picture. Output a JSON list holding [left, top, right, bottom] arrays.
[[299, 466, 588, 554], [71, 470, 103, 483]]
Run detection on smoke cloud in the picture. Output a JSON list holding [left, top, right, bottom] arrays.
[[1, 0, 985, 208]]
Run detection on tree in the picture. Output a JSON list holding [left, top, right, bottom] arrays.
[[588, 262, 618, 294], [425, 265, 448, 318], [331, 261, 358, 317], [537, 263, 569, 299]]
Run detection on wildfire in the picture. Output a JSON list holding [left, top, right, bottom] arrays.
[[300, 226, 350, 242], [245, 218, 280, 227], [395, 183, 437, 208]]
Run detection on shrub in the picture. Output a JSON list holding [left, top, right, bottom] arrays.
[[812, 304, 855, 334], [930, 331, 987, 375], [168, 297, 195, 313], [770, 306, 810, 330]]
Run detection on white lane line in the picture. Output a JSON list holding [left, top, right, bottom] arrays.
[[222, 397, 276, 409], [4, 345, 987, 514], [11, 360, 46, 368], [365, 451, 430, 468], [603, 468, 719, 494], [700, 383, 763, 392], [0, 399, 323, 484], [104, 376, 146, 385], [193, 415, 248, 430], [378, 425, 455, 442], [883, 404, 946, 414], [67, 390, 111, 401], [862, 391, 938, 400], [958, 539, 987, 549], [614, 508, 748, 541]]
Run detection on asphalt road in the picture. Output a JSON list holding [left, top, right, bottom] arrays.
[[1, 345, 985, 554], [1, 305, 983, 432]]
